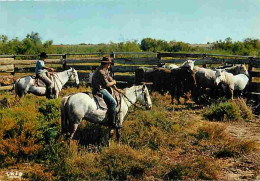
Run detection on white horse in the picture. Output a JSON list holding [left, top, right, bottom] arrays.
[[61, 84, 152, 144], [223, 64, 249, 76], [215, 69, 249, 99], [163, 64, 179, 70], [15, 68, 79, 98]]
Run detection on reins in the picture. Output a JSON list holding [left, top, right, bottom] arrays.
[[52, 70, 74, 93], [114, 87, 145, 111]]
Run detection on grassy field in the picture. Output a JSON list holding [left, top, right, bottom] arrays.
[[0, 86, 259, 180]]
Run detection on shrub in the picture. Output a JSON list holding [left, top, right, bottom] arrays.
[[100, 144, 160, 180], [204, 100, 242, 121], [164, 156, 219, 180], [0, 97, 42, 166], [233, 98, 253, 121], [194, 123, 227, 141], [215, 139, 256, 158]]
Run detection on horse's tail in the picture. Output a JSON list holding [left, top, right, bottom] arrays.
[[61, 95, 70, 134], [14, 78, 23, 98]]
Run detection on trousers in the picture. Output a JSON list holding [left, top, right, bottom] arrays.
[[92, 88, 117, 127]]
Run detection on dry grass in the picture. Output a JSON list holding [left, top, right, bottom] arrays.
[[0, 88, 258, 180]]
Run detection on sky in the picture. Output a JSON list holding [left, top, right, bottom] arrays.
[[0, 0, 259, 45]]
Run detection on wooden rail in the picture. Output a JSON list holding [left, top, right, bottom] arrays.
[[0, 52, 259, 100]]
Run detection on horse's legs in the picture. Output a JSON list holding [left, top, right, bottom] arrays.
[[231, 90, 234, 100], [115, 128, 121, 145], [108, 129, 115, 146], [70, 123, 79, 140], [176, 85, 181, 104], [169, 88, 175, 105]]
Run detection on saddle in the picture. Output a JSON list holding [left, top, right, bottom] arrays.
[[86, 88, 121, 111], [32, 74, 54, 87]]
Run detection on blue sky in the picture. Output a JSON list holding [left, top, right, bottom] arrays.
[[0, 0, 259, 44]]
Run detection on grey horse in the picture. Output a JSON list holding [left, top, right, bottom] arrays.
[[15, 68, 79, 98], [61, 84, 152, 144]]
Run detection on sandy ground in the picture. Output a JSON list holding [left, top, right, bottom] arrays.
[[219, 116, 260, 180]]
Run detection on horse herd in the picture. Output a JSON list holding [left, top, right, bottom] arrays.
[[135, 60, 250, 104], [12, 61, 250, 144]]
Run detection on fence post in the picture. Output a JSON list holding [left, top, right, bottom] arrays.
[[12, 55, 16, 75], [157, 52, 162, 66], [110, 52, 115, 59], [62, 54, 67, 70], [110, 52, 115, 77]]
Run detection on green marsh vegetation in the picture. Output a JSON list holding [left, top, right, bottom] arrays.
[[1, 33, 259, 57]]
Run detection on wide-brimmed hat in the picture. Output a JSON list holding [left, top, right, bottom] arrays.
[[40, 52, 48, 58], [101, 57, 113, 64]]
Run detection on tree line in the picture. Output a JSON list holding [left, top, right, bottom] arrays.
[[0, 32, 259, 57]]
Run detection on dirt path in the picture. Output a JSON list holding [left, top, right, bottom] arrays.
[[219, 117, 260, 180]]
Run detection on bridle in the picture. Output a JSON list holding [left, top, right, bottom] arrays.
[[52, 69, 77, 93], [115, 86, 150, 111]]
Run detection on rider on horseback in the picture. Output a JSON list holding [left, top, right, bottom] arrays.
[[91, 57, 119, 128], [35, 52, 55, 99]]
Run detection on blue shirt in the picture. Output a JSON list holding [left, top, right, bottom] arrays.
[[35, 60, 46, 75]]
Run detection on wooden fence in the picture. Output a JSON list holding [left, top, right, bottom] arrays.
[[0, 52, 259, 100]]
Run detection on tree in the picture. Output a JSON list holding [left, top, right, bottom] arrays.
[[117, 40, 141, 52], [0, 35, 8, 43], [26, 32, 42, 45], [141, 38, 158, 52]]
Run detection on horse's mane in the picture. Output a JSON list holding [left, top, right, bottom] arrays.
[[223, 72, 234, 89], [225, 65, 247, 74], [123, 85, 142, 92]]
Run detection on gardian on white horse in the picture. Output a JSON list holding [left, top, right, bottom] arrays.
[[60, 84, 152, 145], [14, 68, 79, 99]]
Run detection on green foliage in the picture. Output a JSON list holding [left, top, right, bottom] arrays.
[[169, 41, 192, 52], [212, 38, 260, 56], [204, 101, 241, 121], [38, 98, 60, 122], [1, 32, 259, 56], [0, 32, 55, 55], [141, 38, 171, 52], [203, 99, 253, 122]]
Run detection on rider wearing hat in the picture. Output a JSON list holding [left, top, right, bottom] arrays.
[[91, 57, 118, 128], [35, 52, 55, 99]]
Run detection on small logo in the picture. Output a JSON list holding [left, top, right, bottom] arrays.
[[6, 171, 23, 180]]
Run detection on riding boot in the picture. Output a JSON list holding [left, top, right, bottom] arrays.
[[107, 109, 117, 128], [46, 87, 53, 99]]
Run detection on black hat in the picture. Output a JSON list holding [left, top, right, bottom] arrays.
[[40, 52, 48, 58], [101, 57, 113, 64]]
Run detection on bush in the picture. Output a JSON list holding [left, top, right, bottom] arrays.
[[194, 123, 227, 141], [215, 139, 256, 158], [164, 156, 219, 180], [203, 99, 252, 121], [0, 96, 42, 165]]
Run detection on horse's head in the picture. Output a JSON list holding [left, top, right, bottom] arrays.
[[215, 69, 226, 86], [136, 84, 152, 110], [181, 59, 195, 70], [240, 64, 249, 77], [69, 68, 80, 86]]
